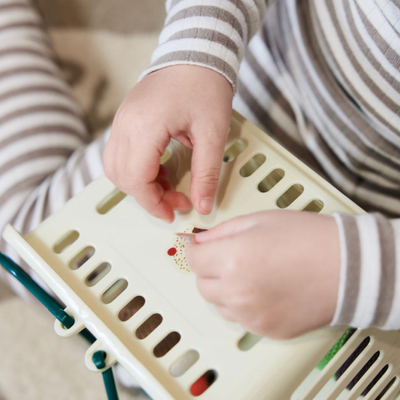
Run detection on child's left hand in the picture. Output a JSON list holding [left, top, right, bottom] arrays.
[[186, 210, 341, 339]]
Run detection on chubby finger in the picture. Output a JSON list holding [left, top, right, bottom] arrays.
[[215, 305, 238, 323], [196, 278, 223, 306], [186, 240, 226, 278], [195, 212, 262, 243], [164, 191, 192, 211], [123, 134, 191, 222], [158, 164, 169, 179], [190, 129, 228, 215]]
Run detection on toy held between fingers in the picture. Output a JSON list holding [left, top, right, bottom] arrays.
[[2, 110, 399, 400]]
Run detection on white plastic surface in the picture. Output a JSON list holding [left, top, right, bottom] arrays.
[[3, 110, 399, 399]]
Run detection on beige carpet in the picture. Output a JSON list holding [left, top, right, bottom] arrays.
[[0, 295, 149, 400], [0, 1, 165, 398]]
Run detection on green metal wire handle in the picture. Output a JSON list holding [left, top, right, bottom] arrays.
[[0, 251, 119, 400], [93, 351, 119, 400]]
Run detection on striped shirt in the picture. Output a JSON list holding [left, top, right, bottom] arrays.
[[142, 0, 400, 330], [0, 0, 399, 329]]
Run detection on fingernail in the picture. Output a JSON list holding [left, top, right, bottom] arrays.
[[199, 197, 213, 214]]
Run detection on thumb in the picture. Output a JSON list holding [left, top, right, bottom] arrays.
[[190, 129, 228, 214], [195, 212, 262, 243]]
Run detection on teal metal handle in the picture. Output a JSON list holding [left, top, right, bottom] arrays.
[[0, 251, 119, 400], [0, 252, 74, 328], [93, 351, 119, 400]]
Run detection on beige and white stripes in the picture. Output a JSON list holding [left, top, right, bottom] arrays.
[[141, 0, 400, 330], [0, 0, 107, 296], [139, 0, 268, 90], [333, 214, 400, 330], [0, 0, 399, 329]]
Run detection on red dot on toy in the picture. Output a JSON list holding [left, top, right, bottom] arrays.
[[167, 247, 177, 256], [190, 376, 209, 396]]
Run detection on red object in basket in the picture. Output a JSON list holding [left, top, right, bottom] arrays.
[[190, 376, 209, 396]]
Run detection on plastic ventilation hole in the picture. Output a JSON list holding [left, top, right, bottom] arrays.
[[101, 279, 128, 304], [69, 246, 95, 270], [223, 139, 248, 162], [276, 184, 304, 208], [239, 154, 266, 177], [303, 199, 324, 213], [238, 332, 262, 351], [190, 370, 218, 396], [97, 189, 127, 214], [258, 169, 285, 193], [53, 230, 79, 254], [136, 314, 163, 339], [85, 262, 111, 287], [170, 350, 200, 377], [118, 296, 145, 322], [153, 332, 181, 358]]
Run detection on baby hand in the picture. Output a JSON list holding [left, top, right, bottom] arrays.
[[103, 66, 233, 223], [186, 210, 341, 339]]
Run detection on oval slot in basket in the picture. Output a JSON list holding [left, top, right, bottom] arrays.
[[53, 230, 79, 254], [136, 314, 163, 339], [277, 184, 304, 208], [97, 189, 127, 214], [119, 296, 145, 322], [85, 262, 111, 287], [223, 139, 248, 162], [240, 154, 266, 177], [170, 350, 200, 377], [258, 169, 285, 193], [153, 331, 181, 358], [101, 279, 128, 304]]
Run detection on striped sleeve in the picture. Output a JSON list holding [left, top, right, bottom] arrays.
[[331, 213, 400, 330], [139, 0, 268, 91], [0, 0, 107, 297]]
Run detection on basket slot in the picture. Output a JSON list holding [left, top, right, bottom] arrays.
[[96, 188, 127, 215], [334, 351, 382, 400], [53, 230, 80, 254], [315, 340, 379, 400], [364, 373, 398, 400], [119, 296, 146, 322], [297, 333, 372, 399], [223, 139, 248, 162], [170, 349, 200, 377], [136, 313, 163, 339], [340, 363, 390, 400], [378, 377, 399, 400], [239, 154, 266, 178], [277, 184, 304, 209], [237, 332, 262, 351], [258, 168, 285, 193], [153, 331, 181, 358], [101, 279, 129, 304], [85, 262, 112, 287], [69, 246, 95, 270], [302, 199, 324, 213], [190, 369, 218, 397]]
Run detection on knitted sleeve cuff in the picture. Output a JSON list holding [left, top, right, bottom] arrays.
[[331, 213, 400, 330], [139, 0, 267, 92]]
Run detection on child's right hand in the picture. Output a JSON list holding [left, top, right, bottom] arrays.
[[103, 65, 233, 223]]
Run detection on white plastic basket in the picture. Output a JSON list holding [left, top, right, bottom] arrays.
[[3, 110, 399, 400]]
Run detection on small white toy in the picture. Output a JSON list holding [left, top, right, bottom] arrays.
[[3, 111, 399, 400]]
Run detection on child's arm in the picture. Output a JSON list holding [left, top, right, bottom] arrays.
[[0, 0, 104, 293], [332, 213, 399, 330], [186, 211, 400, 338], [103, 0, 268, 222]]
